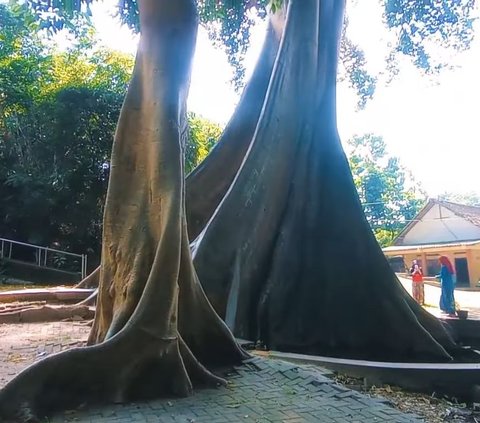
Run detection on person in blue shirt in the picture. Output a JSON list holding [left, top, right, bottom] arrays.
[[436, 256, 456, 316]]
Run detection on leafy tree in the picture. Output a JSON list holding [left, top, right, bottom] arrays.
[[0, 5, 49, 123], [0, 4, 220, 268], [348, 134, 425, 246], [186, 113, 222, 174], [199, 0, 475, 99], [0, 0, 478, 420], [1, 86, 123, 261], [384, 0, 476, 71], [0, 4, 133, 267]]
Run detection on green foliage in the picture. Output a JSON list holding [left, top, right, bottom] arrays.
[[7, 0, 94, 34], [15, 0, 477, 102], [347, 134, 426, 246], [384, 0, 476, 72], [5, 0, 474, 257], [0, 4, 132, 263], [0, 4, 48, 118], [0, 4, 221, 262], [339, 22, 377, 109], [186, 113, 222, 174], [199, 0, 476, 97], [198, 1, 282, 91]]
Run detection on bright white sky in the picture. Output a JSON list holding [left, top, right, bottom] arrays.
[[90, 0, 480, 198]]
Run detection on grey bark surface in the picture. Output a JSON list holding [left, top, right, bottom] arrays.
[[192, 0, 473, 363], [74, 266, 100, 289], [185, 15, 283, 240]]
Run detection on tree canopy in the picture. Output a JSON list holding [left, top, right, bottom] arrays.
[[14, 0, 477, 103], [0, 0, 457, 257], [384, 0, 476, 71], [3, 0, 473, 258]]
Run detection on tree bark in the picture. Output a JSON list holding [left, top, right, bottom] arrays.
[[192, 0, 472, 363], [0, 304, 94, 323], [0, 1, 244, 420], [74, 266, 100, 288], [185, 12, 284, 240]]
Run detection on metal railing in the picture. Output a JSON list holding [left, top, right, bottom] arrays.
[[0, 237, 87, 279]]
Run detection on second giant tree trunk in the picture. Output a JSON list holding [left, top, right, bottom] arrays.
[[186, 13, 284, 240], [192, 0, 470, 363]]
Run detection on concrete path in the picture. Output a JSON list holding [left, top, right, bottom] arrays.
[[398, 276, 480, 319], [0, 322, 422, 423]]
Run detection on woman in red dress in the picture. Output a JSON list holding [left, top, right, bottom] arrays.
[[410, 260, 424, 305]]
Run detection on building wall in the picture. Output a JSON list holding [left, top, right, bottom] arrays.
[[385, 247, 480, 288], [401, 204, 480, 245], [469, 249, 480, 286]]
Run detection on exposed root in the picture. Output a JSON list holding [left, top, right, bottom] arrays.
[[178, 335, 227, 388], [0, 288, 97, 323], [0, 288, 94, 304], [0, 301, 46, 312], [0, 327, 243, 422], [0, 304, 94, 324], [76, 288, 98, 306], [74, 266, 100, 289]]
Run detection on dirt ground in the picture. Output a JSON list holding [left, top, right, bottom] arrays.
[[0, 321, 89, 387]]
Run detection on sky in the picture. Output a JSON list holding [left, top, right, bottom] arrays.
[[90, 0, 480, 199]]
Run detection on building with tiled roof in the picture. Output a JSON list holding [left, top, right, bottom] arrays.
[[383, 199, 480, 287]]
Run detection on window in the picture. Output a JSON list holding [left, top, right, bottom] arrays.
[[426, 257, 440, 277]]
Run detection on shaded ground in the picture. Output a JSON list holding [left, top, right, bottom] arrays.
[[1, 322, 479, 422], [2, 273, 480, 421], [0, 322, 425, 422]]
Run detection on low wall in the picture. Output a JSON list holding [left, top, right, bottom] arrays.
[[0, 259, 81, 285]]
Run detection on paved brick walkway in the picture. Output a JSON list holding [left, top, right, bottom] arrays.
[[0, 323, 422, 422], [399, 277, 480, 320]]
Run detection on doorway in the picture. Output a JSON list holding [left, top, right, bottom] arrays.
[[454, 258, 470, 287]]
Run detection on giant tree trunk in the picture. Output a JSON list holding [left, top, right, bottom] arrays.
[[192, 0, 470, 363], [0, 1, 244, 420], [186, 13, 284, 240]]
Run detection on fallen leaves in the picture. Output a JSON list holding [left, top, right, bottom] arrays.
[[334, 373, 480, 423]]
